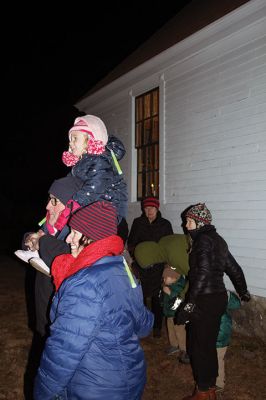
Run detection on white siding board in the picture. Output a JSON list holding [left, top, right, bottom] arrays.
[[221, 237, 266, 250], [218, 229, 266, 242], [165, 104, 266, 135], [165, 125, 266, 152], [166, 151, 266, 171], [231, 256, 266, 270], [164, 192, 266, 204]]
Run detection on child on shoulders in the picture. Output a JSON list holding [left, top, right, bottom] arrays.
[[62, 114, 128, 222]]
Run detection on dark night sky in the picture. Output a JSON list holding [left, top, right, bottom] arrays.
[[2, 1, 191, 237]]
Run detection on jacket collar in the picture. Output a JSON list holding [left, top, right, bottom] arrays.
[[189, 224, 216, 240]]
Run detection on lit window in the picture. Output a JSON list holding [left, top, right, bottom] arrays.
[[135, 88, 159, 200]]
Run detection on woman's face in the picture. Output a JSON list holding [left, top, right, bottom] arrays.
[[66, 229, 83, 258], [186, 217, 197, 231], [69, 131, 88, 157], [46, 195, 65, 226], [144, 206, 158, 223]]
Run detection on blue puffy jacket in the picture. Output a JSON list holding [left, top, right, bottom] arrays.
[[71, 136, 128, 221], [34, 255, 154, 400]]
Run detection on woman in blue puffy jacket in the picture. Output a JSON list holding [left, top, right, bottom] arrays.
[[34, 200, 153, 400]]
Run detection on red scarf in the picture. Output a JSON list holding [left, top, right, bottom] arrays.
[[52, 235, 124, 291]]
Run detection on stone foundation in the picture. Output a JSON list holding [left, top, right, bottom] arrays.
[[232, 295, 266, 343]]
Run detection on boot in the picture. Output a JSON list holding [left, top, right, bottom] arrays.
[[208, 387, 217, 400], [182, 389, 214, 400]]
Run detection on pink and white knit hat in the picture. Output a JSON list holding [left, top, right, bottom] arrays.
[[62, 115, 109, 166], [69, 115, 108, 146]]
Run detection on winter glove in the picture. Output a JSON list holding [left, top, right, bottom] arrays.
[[169, 296, 183, 311], [174, 302, 196, 325], [240, 290, 251, 302]]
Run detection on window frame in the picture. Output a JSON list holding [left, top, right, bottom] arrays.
[[135, 87, 159, 201]]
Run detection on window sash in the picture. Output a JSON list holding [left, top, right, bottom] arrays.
[[135, 88, 159, 200]]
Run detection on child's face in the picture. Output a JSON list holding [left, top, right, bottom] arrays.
[[25, 233, 40, 251], [69, 131, 88, 157], [164, 276, 178, 286]]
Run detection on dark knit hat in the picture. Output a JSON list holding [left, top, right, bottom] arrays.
[[142, 197, 160, 209], [69, 201, 117, 240], [186, 203, 212, 228], [48, 176, 83, 205]]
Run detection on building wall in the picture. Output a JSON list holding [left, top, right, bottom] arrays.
[[76, 0, 266, 300]]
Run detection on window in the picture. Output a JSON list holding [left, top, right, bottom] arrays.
[[135, 88, 159, 200]]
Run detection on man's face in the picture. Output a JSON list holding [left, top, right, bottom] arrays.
[[144, 206, 158, 222], [46, 195, 65, 226]]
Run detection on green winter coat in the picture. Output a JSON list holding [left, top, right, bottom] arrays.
[[216, 291, 241, 348], [162, 275, 187, 317]]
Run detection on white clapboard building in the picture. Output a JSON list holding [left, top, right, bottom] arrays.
[[75, 0, 266, 309]]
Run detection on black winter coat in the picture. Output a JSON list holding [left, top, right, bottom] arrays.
[[127, 211, 173, 257], [71, 136, 128, 220], [128, 211, 173, 297], [188, 225, 247, 303]]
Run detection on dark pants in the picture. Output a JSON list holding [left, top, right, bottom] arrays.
[[35, 235, 70, 337], [132, 262, 164, 331], [24, 332, 46, 400], [187, 292, 228, 390], [151, 294, 163, 331]]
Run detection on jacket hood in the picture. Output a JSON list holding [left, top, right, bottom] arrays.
[[135, 234, 189, 275], [106, 135, 126, 161]]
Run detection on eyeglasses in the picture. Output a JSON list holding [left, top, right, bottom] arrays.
[[48, 196, 60, 206]]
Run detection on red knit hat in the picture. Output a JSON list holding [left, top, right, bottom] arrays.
[[142, 197, 160, 209], [69, 201, 117, 241]]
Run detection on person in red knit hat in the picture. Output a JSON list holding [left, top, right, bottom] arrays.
[[127, 196, 173, 338], [34, 200, 153, 400]]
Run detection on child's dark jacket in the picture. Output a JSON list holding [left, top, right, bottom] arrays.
[[71, 135, 128, 220]]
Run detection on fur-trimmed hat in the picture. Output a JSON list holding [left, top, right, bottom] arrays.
[[142, 197, 160, 209], [69, 115, 108, 146], [68, 201, 117, 241], [186, 203, 212, 228]]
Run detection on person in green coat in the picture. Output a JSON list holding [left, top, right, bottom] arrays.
[[216, 290, 241, 390], [161, 266, 189, 361], [134, 233, 190, 361]]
